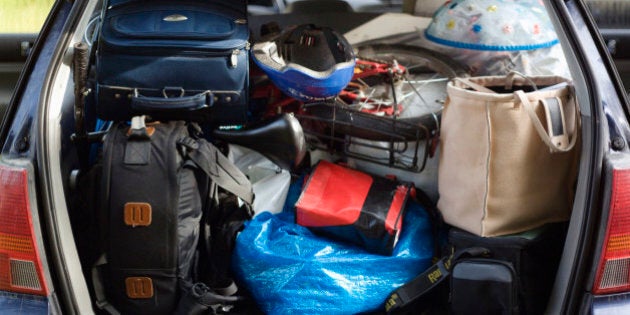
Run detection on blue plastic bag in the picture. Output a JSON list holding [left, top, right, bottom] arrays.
[[232, 181, 434, 314]]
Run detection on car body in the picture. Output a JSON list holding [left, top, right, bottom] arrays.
[[1, 0, 630, 314]]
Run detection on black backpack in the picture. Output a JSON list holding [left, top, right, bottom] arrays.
[[92, 117, 254, 315]]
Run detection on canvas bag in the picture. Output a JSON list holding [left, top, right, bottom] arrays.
[[437, 72, 580, 237]]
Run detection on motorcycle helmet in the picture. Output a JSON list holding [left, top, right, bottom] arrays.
[[252, 24, 356, 102]]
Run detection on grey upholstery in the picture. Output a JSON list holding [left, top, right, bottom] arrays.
[[285, 0, 353, 13]]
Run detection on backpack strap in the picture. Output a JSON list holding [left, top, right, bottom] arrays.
[[179, 137, 254, 205], [91, 121, 121, 315], [92, 254, 121, 315], [175, 135, 253, 314], [174, 282, 243, 315], [123, 116, 153, 165]]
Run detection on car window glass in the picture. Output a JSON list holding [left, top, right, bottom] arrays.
[[0, 0, 54, 122], [585, 0, 630, 91], [0, 0, 55, 33]]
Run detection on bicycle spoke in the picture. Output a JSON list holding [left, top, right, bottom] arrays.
[[404, 78, 449, 84], [299, 44, 467, 172]]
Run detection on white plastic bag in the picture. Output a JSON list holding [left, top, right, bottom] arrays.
[[228, 145, 291, 216], [424, 0, 570, 77]]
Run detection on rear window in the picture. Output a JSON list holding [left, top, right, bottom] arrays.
[[0, 0, 55, 33]]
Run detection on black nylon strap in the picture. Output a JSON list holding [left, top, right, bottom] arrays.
[[385, 247, 490, 313], [181, 138, 254, 205], [385, 249, 454, 313], [174, 282, 243, 315], [192, 283, 241, 305], [123, 117, 152, 165], [91, 254, 121, 315]]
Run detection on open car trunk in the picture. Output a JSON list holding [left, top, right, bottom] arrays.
[[38, 1, 590, 314]]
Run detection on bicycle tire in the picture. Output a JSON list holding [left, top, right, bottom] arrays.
[[354, 43, 468, 79], [322, 43, 468, 140], [298, 44, 468, 172]]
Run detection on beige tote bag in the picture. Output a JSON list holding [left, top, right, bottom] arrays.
[[437, 72, 580, 237]]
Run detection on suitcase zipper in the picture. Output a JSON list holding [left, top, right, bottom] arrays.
[[101, 43, 250, 66], [230, 43, 250, 68], [230, 50, 240, 68]]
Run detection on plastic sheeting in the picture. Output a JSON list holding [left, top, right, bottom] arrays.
[[425, 0, 558, 51], [232, 180, 434, 314], [423, 0, 570, 77]]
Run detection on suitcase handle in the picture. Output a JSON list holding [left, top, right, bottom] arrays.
[[131, 90, 212, 112]]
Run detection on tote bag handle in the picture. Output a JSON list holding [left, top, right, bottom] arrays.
[[515, 90, 578, 153], [454, 75, 578, 153], [454, 71, 540, 93]]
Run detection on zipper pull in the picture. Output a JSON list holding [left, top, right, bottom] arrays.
[[230, 50, 240, 68]]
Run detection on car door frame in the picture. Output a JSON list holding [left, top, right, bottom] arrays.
[[545, 0, 630, 313]]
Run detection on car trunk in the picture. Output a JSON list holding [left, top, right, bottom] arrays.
[[35, 0, 597, 314]]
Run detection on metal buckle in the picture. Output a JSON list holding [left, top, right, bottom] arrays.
[[162, 87, 185, 98]]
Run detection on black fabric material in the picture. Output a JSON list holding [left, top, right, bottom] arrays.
[[385, 253, 452, 313], [98, 120, 253, 314], [185, 140, 254, 204], [448, 224, 567, 315], [122, 138, 151, 165], [102, 122, 183, 314], [384, 247, 489, 314], [451, 259, 518, 315], [201, 193, 252, 289], [386, 224, 566, 314]]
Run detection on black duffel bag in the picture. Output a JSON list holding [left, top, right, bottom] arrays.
[[385, 223, 567, 315]]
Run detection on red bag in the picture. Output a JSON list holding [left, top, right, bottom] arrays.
[[295, 160, 411, 255]]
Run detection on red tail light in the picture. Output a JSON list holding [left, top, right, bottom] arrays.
[[594, 168, 630, 294], [0, 164, 48, 296]]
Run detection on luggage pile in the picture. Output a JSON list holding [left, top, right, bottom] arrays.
[[79, 1, 264, 314], [69, 1, 580, 314]]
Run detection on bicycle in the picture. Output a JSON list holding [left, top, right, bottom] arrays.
[[251, 43, 468, 172]]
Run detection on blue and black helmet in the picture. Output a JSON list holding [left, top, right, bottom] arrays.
[[252, 24, 356, 102]]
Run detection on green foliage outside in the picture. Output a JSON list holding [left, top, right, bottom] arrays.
[[0, 0, 55, 33]]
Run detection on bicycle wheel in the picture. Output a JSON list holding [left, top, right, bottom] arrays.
[[343, 44, 467, 121], [298, 44, 468, 172]]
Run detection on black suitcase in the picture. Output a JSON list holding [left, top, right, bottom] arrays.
[[95, 0, 249, 125]]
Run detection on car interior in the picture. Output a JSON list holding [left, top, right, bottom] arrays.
[[0, 33, 36, 123], [586, 0, 630, 88]]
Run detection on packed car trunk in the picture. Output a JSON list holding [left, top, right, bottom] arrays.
[[19, 0, 602, 314]]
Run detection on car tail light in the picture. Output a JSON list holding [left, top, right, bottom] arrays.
[[0, 164, 48, 296], [594, 167, 630, 294]]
